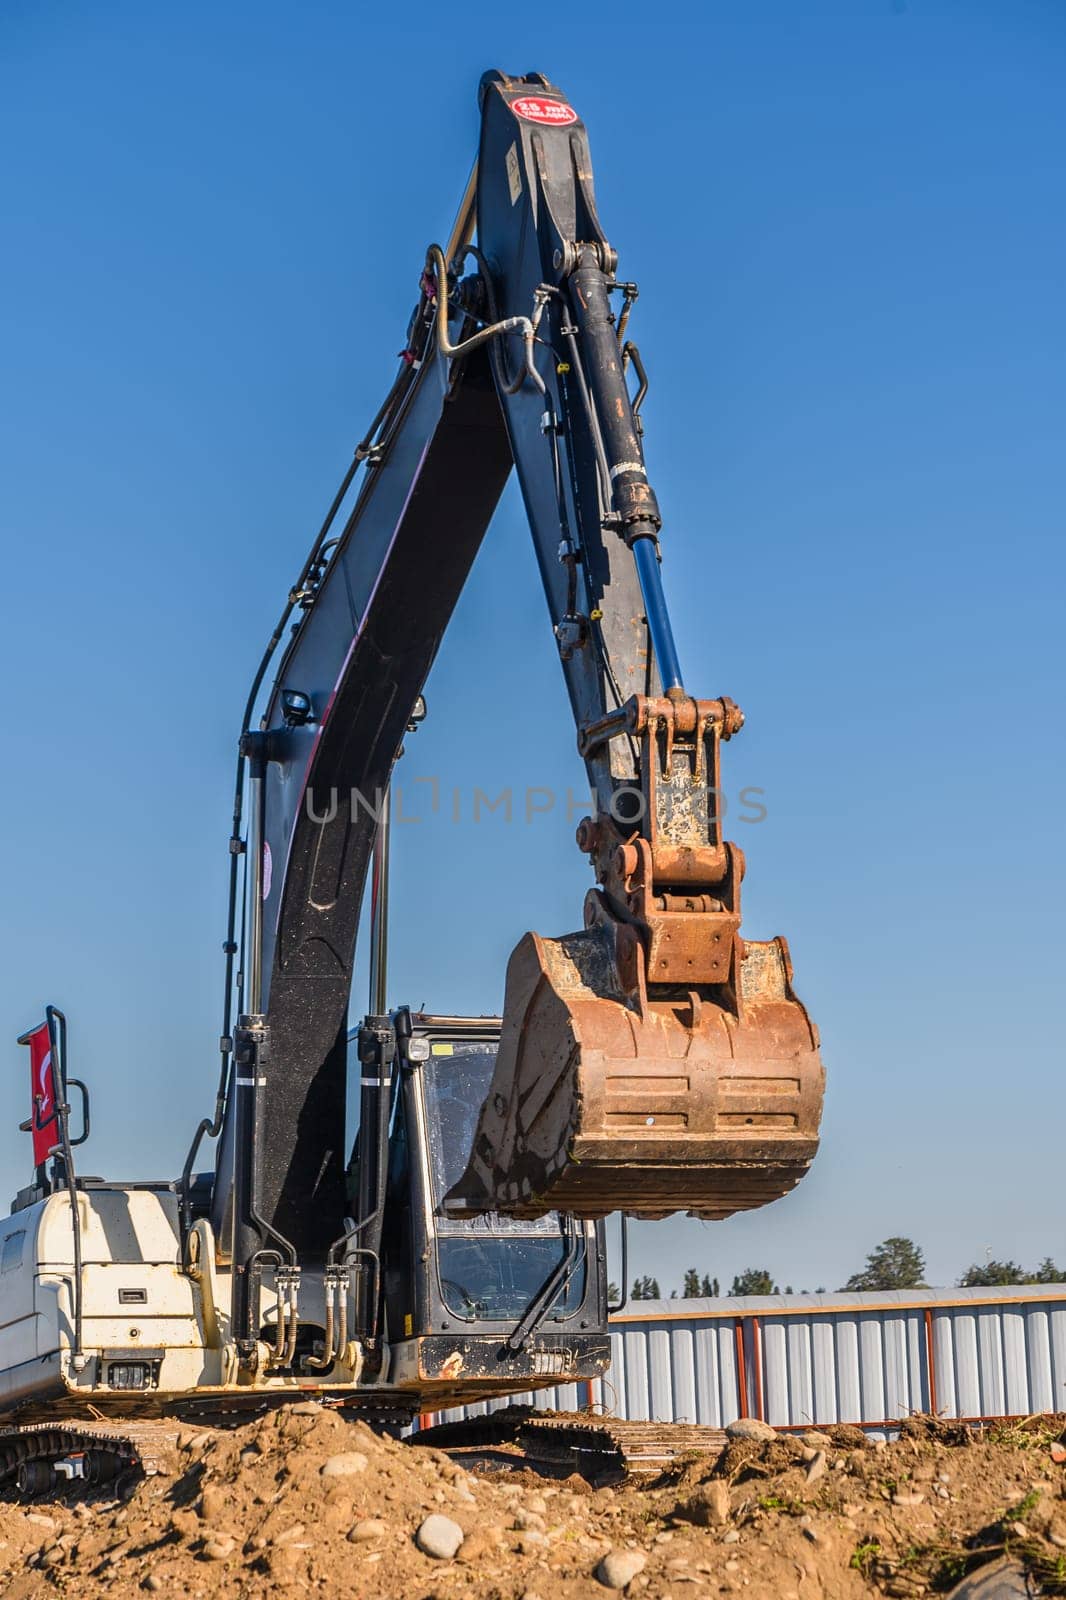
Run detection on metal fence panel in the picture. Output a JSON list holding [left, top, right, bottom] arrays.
[[416, 1287, 1066, 1431]]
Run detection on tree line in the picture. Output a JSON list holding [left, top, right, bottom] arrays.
[[624, 1238, 1063, 1302]]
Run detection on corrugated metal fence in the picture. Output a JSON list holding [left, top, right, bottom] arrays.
[[425, 1285, 1066, 1430]]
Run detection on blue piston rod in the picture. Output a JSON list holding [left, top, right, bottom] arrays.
[[633, 534, 684, 694], [565, 249, 685, 697]]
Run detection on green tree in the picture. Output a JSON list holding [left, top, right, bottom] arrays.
[[958, 1256, 1063, 1287], [730, 1267, 778, 1296], [607, 1281, 620, 1304], [843, 1237, 926, 1291], [631, 1275, 662, 1300], [958, 1259, 1026, 1288], [680, 1269, 719, 1298]]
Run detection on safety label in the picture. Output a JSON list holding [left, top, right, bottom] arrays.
[[511, 96, 578, 127], [506, 140, 522, 204]]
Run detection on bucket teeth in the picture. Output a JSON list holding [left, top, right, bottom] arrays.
[[446, 927, 824, 1222]]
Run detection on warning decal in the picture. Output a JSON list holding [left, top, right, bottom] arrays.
[[511, 96, 578, 128]]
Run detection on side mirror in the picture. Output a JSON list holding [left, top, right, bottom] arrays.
[[66, 1079, 91, 1148]]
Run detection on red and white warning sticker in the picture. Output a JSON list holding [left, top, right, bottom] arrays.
[[511, 96, 578, 128]]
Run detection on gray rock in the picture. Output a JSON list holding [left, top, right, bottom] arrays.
[[320, 1450, 369, 1478], [722, 1529, 740, 1545], [800, 1430, 833, 1448], [415, 1514, 464, 1560], [804, 1450, 827, 1483], [724, 1418, 776, 1443], [596, 1548, 647, 1589], [945, 1559, 1032, 1598]]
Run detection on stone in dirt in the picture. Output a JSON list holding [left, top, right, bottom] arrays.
[[724, 1418, 776, 1442], [805, 1450, 827, 1483], [415, 1514, 464, 1560], [320, 1451, 369, 1477], [944, 1559, 1031, 1598], [596, 1548, 647, 1589], [201, 1534, 236, 1560], [350, 1519, 388, 1542], [682, 1479, 731, 1527]]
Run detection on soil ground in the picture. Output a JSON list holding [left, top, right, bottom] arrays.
[[1, 1409, 1064, 1598]]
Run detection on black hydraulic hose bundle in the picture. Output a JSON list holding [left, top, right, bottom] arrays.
[[178, 351, 426, 1242]]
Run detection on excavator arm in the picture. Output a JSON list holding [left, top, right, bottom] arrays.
[[205, 71, 823, 1354]]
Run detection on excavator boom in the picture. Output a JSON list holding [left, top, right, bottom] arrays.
[[448, 75, 825, 1220], [206, 71, 823, 1352]]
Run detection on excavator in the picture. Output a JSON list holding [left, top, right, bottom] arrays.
[[1, 71, 824, 1493]]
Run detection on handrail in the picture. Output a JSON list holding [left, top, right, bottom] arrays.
[[38, 1008, 85, 1362]]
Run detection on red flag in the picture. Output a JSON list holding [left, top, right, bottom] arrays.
[[24, 1022, 57, 1168]]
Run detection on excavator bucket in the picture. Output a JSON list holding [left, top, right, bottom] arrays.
[[446, 924, 824, 1222], [446, 694, 825, 1223]]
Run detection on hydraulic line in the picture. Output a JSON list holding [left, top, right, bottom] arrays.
[[567, 251, 684, 694], [179, 343, 426, 1239], [425, 245, 545, 397]]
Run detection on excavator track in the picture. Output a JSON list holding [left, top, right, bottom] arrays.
[[0, 1396, 414, 1499], [0, 1421, 176, 1497], [411, 1408, 727, 1484]]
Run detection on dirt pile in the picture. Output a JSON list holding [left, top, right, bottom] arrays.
[[0, 1409, 1064, 1598]]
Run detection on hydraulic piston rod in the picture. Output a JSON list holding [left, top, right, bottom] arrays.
[[632, 536, 684, 695]]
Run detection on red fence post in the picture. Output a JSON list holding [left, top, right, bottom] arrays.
[[734, 1319, 748, 1418], [924, 1307, 939, 1416]]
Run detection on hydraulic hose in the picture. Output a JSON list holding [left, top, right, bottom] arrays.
[[425, 245, 545, 397]]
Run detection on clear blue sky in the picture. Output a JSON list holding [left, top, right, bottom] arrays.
[[1, 3, 1063, 1296]]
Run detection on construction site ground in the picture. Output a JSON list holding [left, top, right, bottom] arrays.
[[1, 1406, 1064, 1598]]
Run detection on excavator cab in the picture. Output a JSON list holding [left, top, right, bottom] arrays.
[[348, 1013, 610, 1402]]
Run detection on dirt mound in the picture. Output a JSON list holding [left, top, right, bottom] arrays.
[[0, 1409, 1064, 1597]]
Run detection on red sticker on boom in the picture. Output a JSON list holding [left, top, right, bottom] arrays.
[[511, 96, 578, 128]]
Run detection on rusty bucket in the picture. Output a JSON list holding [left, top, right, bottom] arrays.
[[446, 923, 824, 1222]]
